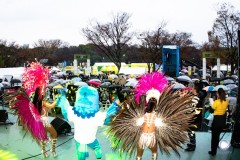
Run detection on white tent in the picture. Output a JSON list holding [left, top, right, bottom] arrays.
[[212, 65, 231, 71], [119, 67, 146, 75]]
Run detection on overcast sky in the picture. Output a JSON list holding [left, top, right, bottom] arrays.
[[0, 0, 239, 47]]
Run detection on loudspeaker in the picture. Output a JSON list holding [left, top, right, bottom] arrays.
[[0, 110, 8, 122], [50, 117, 71, 135]]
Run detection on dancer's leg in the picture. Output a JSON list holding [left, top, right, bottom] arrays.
[[149, 142, 158, 160], [45, 125, 58, 157], [136, 146, 144, 160]]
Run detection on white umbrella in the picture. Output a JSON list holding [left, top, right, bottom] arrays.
[[125, 81, 138, 87], [214, 85, 229, 91], [126, 78, 137, 82], [74, 82, 88, 87], [223, 79, 235, 85], [226, 84, 238, 90], [177, 76, 193, 83], [101, 82, 111, 86]]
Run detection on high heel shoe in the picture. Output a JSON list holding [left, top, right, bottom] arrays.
[[41, 150, 49, 158], [208, 151, 216, 156], [41, 141, 49, 158], [51, 138, 57, 157]]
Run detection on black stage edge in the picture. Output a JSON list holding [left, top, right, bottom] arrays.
[[231, 28, 240, 147]]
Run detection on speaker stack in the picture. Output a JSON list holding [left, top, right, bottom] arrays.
[[0, 110, 8, 122]]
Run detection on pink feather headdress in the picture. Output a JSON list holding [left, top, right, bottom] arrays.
[[22, 61, 49, 96], [134, 72, 168, 104]]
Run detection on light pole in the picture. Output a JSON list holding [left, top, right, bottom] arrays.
[[231, 23, 240, 147]]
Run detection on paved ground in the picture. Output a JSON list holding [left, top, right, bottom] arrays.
[[0, 109, 239, 160]]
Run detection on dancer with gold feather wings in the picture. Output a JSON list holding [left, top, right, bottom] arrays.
[[106, 72, 196, 160]]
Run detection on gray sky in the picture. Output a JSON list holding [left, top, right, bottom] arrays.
[[0, 0, 239, 47]]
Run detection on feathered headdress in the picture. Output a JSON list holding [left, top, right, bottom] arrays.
[[21, 61, 49, 96], [134, 72, 168, 104]]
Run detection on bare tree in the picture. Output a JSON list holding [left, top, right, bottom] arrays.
[[82, 12, 133, 72], [211, 3, 240, 74], [139, 22, 169, 72], [33, 39, 69, 65]]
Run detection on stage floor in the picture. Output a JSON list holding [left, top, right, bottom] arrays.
[[0, 110, 239, 160]]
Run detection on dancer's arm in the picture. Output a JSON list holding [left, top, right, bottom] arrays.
[[42, 100, 57, 109]]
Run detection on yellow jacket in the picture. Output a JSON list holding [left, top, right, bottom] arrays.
[[212, 99, 228, 116]]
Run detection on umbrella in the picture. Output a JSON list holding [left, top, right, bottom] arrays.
[[181, 69, 188, 73], [48, 81, 61, 87], [226, 84, 238, 90], [71, 77, 82, 83], [127, 78, 137, 82], [177, 76, 193, 83], [166, 76, 175, 82], [203, 86, 215, 92], [108, 84, 122, 91], [74, 82, 88, 87], [89, 79, 101, 82], [231, 75, 238, 80], [172, 83, 185, 90], [192, 78, 200, 82], [214, 85, 229, 91], [223, 79, 235, 85], [53, 85, 63, 89], [200, 79, 210, 86], [88, 81, 101, 87], [101, 82, 111, 87], [125, 81, 138, 87]]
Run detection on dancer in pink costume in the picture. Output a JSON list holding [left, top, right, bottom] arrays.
[[5, 61, 59, 158]]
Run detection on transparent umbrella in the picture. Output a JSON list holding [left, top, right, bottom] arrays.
[[214, 85, 229, 91], [172, 83, 185, 90], [74, 82, 88, 87], [125, 81, 138, 87], [223, 79, 235, 85], [177, 76, 193, 83]]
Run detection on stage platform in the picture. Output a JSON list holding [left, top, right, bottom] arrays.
[[0, 110, 239, 160]]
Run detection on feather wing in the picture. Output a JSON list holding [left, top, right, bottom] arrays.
[[5, 88, 48, 143], [154, 87, 195, 156], [106, 99, 145, 158]]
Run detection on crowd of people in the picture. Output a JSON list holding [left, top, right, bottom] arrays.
[[2, 62, 236, 160]]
